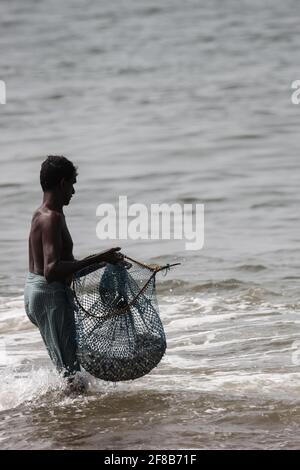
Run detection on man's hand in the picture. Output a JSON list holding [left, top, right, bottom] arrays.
[[96, 247, 124, 264], [52, 247, 128, 282]]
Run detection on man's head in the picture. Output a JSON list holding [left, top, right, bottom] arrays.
[[40, 155, 77, 205]]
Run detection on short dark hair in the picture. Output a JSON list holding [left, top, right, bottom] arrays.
[[40, 155, 77, 191]]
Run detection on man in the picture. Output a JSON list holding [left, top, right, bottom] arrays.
[[24, 155, 123, 392]]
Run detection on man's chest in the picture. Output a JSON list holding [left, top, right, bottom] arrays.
[[61, 220, 73, 254]]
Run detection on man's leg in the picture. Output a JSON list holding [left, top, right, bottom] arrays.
[[46, 288, 80, 377]]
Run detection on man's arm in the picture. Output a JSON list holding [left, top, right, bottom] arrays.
[[42, 212, 122, 282]]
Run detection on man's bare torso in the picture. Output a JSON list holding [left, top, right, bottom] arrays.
[[29, 207, 74, 277]]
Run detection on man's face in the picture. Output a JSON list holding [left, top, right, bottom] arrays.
[[62, 175, 76, 205]]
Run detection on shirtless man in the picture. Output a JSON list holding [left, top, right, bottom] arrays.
[[24, 155, 123, 391]]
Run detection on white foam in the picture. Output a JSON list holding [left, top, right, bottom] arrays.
[[0, 366, 61, 412], [0, 291, 299, 412]]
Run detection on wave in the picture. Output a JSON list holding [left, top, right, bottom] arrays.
[[237, 264, 267, 272], [158, 278, 246, 295], [176, 196, 227, 204]]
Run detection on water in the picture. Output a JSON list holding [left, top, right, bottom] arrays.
[[1, 0, 300, 449]]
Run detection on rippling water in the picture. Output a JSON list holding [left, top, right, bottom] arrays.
[[1, 0, 300, 449]]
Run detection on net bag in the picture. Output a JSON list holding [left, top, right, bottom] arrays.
[[72, 256, 179, 381]]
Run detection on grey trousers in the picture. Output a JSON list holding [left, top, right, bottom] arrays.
[[24, 272, 80, 377]]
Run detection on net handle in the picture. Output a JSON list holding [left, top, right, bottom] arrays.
[[73, 256, 181, 319], [105, 257, 180, 315], [124, 255, 181, 273]]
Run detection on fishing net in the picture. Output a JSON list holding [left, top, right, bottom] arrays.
[[72, 256, 179, 382]]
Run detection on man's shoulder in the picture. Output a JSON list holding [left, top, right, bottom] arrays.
[[34, 208, 63, 228]]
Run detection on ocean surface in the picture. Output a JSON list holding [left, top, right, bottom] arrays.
[[1, 0, 300, 449]]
